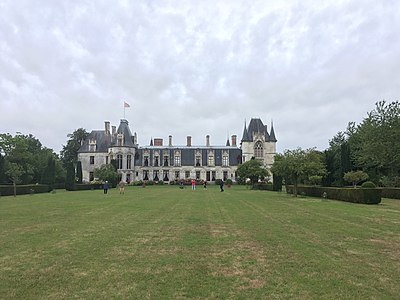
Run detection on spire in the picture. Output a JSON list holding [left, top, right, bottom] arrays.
[[241, 120, 250, 142], [226, 138, 231, 146], [269, 121, 277, 142], [150, 138, 153, 146]]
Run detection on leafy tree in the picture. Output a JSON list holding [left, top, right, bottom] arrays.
[[343, 171, 369, 188], [5, 161, 23, 197], [60, 128, 88, 168], [237, 159, 268, 187], [348, 101, 400, 183], [41, 156, 56, 189], [93, 164, 118, 186], [271, 148, 326, 197]]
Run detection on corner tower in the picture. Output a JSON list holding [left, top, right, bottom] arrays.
[[240, 118, 277, 169]]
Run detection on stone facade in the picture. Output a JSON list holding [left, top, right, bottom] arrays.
[[78, 118, 277, 183]]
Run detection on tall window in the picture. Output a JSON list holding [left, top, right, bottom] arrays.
[[117, 134, 124, 146], [255, 141, 263, 159], [144, 156, 149, 166], [105, 156, 109, 165], [143, 170, 149, 181], [208, 155, 214, 166], [164, 156, 169, 166], [222, 156, 229, 166], [90, 156, 94, 165], [89, 172, 94, 181], [153, 170, 159, 181], [175, 155, 181, 166], [196, 171, 200, 180], [117, 154, 123, 169], [195, 155, 201, 167], [175, 171, 180, 179], [223, 171, 228, 181], [127, 155, 132, 169], [185, 171, 190, 179], [154, 156, 159, 167]]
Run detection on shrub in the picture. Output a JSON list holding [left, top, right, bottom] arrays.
[[286, 185, 381, 204], [0, 184, 52, 196], [380, 188, 400, 200], [361, 181, 376, 188]]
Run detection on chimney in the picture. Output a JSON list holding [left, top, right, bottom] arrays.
[[206, 135, 210, 147], [154, 138, 163, 146], [231, 135, 237, 147], [186, 136, 192, 147], [105, 121, 110, 135], [169, 135, 172, 146], [112, 126, 116, 135]]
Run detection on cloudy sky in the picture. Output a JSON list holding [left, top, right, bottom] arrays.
[[1, 0, 399, 154]]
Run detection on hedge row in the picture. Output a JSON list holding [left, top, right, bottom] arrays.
[[0, 184, 52, 196], [253, 183, 274, 191], [379, 187, 400, 200], [286, 185, 381, 204]]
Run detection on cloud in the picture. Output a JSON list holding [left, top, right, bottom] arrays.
[[1, 0, 400, 154]]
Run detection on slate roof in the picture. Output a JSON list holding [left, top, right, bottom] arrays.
[[78, 130, 112, 153], [241, 118, 277, 142], [112, 119, 135, 147]]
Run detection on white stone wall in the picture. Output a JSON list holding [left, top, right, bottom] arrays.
[[79, 152, 108, 182]]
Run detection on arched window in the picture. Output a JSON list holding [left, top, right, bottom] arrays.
[[254, 141, 263, 159]]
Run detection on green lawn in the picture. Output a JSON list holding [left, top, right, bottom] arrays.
[[1, 185, 399, 299]]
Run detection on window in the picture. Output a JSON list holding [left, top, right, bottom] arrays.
[[222, 156, 229, 166], [163, 170, 169, 181], [106, 156, 109, 164], [89, 172, 94, 181], [195, 156, 201, 167], [164, 156, 169, 166], [90, 156, 94, 165], [89, 144, 96, 151], [144, 156, 149, 166], [223, 171, 228, 181], [143, 170, 149, 181], [255, 141, 263, 159], [117, 134, 123, 146], [127, 155, 132, 169], [196, 171, 200, 180], [153, 170, 159, 181], [174, 155, 181, 166], [154, 156, 159, 167], [175, 171, 180, 179], [117, 154, 123, 169], [185, 171, 190, 179], [208, 155, 214, 166], [212, 171, 216, 181]]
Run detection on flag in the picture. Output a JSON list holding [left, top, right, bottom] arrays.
[[124, 102, 130, 108]]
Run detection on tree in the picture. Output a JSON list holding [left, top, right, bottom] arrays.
[[93, 164, 118, 186], [65, 162, 75, 191], [348, 101, 400, 183], [271, 148, 326, 197], [343, 171, 369, 188], [60, 128, 89, 168], [236, 159, 268, 187], [5, 162, 23, 197], [41, 156, 56, 189], [76, 161, 83, 184]]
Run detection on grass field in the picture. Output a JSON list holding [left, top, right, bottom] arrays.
[[1, 185, 399, 299]]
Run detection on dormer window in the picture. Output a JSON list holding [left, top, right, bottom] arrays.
[[89, 138, 96, 151], [117, 134, 124, 146]]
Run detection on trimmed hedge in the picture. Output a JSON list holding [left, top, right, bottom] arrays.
[[73, 184, 104, 191], [380, 188, 400, 200], [0, 184, 52, 196], [286, 185, 381, 204], [253, 183, 274, 191]]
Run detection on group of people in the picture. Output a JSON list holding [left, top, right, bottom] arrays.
[[190, 179, 224, 192]]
